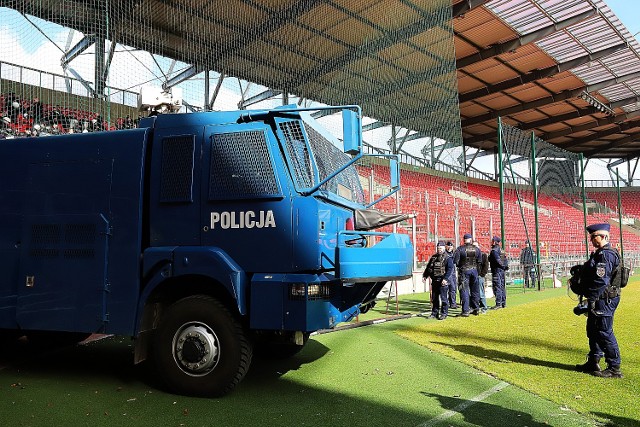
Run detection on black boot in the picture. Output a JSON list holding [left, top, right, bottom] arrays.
[[575, 356, 601, 373], [592, 366, 623, 378]]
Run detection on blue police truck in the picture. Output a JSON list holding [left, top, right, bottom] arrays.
[[0, 105, 413, 396]]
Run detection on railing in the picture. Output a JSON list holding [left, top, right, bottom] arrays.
[[0, 60, 138, 107]]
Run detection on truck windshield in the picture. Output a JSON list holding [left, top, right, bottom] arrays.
[[277, 116, 366, 204]]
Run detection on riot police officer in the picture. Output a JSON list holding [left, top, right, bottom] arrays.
[[519, 240, 536, 288], [453, 234, 481, 316], [422, 242, 454, 320], [445, 241, 458, 309], [575, 223, 623, 378], [489, 236, 509, 309]]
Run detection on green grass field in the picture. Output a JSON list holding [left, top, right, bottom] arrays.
[[0, 280, 637, 427]]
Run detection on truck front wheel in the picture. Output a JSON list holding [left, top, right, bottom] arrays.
[[152, 295, 252, 397]]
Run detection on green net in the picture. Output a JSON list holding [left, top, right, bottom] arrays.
[[0, 0, 461, 149], [0, 0, 470, 283]]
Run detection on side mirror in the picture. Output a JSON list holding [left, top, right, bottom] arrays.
[[342, 109, 361, 155], [390, 157, 400, 188]]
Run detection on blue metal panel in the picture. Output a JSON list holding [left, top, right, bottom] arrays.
[[250, 273, 361, 331], [148, 126, 204, 248], [17, 214, 109, 332], [138, 246, 247, 329], [171, 247, 247, 314], [200, 123, 295, 273], [337, 233, 413, 282], [0, 130, 148, 334], [0, 214, 21, 327]]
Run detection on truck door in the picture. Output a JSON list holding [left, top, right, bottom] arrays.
[[16, 159, 113, 333], [200, 123, 292, 272]]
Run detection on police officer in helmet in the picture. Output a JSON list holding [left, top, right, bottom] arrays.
[[422, 242, 454, 320], [575, 223, 623, 378], [453, 233, 481, 316]]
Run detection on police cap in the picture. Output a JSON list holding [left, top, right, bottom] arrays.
[[445, 241, 453, 247], [492, 236, 501, 243], [586, 223, 610, 234], [436, 241, 445, 247], [463, 233, 472, 239]]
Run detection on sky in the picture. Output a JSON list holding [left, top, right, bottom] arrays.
[[606, 0, 640, 38]]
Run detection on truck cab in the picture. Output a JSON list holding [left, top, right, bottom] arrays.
[[0, 105, 413, 397]]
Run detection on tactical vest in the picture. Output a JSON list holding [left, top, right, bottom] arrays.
[[432, 253, 446, 277], [600, 247, 628, 299], [499, 248, 507, 266], [463, 245, 477, 269]]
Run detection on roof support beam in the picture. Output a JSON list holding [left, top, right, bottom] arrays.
[[452, 0, 491, 18], [545, 109, 640, 141], [559, 118, 640, 149], [208, 74, 226, 110], [462, 71, 640, 127], [163, 65, 204, 90], [464, 93, 640, 146], [363, 121, 388, 132], [584, 132, 640, 158], [101, 40, 116, 90], [61, 35, 95, 67], [456, 9, 597, 69], [462, 89, 584, 127], [463, 107, 598, 145], [459, 43, 626, 103], [238, 89, 282, 109], [608, 158, 627, 168]]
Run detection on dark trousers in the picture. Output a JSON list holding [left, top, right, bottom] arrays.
[[492, 269, 506, 307], [431, 279, 449, 317], [448, 273, 458, 307], [459, 268, 478, 313], [523, 266, 536, 288], [587, 296, 621, 367]]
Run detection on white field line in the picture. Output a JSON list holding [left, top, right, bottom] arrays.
[[417, 381, 510, 427]]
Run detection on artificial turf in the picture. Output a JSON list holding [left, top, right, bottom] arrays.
[[0, 281, 636, 427]]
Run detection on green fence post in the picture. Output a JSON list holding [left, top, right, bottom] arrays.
[[531, 131, 541, 289], [580, 154, 588, 258], [498, 117, 505, 249]]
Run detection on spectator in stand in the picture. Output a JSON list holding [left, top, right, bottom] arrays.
[[445, 241, 458, 309], [90, 115, 104, 132], [489, 236, 509, 309], [473, 240, 489, 314], [124, 115, 134, 129], [30, 97, 43, 124], [519, 240, 536, 288]]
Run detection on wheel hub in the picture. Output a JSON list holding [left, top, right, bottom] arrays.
[[173, 324, 219, 376]]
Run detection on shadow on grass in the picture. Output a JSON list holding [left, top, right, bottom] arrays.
[[431, 341, 577, 371], [0, 335, 333, 391], [368, 297, 431, 316], [592, 412, 640, 427], [420, 392, 552, 427]]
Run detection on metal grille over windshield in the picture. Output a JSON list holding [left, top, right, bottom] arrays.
[[305, 125, 365, 204], [278, 120, 315, 189], [278, 119, 365, 204]]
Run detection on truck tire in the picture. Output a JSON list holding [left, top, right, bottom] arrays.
[[152, 295, 252, 397]]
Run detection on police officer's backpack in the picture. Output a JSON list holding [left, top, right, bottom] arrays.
[[611, 262, 630, 288], [605, 248, 629, 289]]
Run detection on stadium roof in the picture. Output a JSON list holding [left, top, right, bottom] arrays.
[[5, 0, 640, 160], [455, 0, 640, 160]]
